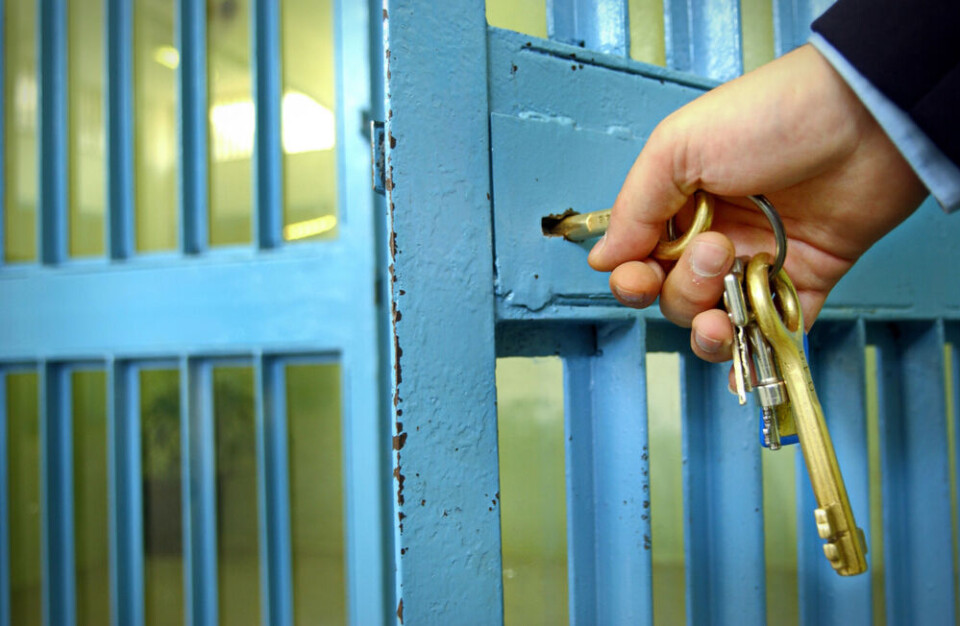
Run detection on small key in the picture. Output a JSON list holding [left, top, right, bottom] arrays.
[[722, 258, 752, 405], [746, 252, 867, 576], [746, 324, 788, 450]]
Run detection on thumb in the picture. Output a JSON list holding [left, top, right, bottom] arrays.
[[588, 123, 698, 271]]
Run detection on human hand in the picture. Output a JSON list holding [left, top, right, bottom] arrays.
[[588, 44, 927, 362]]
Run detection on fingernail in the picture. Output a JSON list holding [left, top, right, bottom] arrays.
[[613, 285, 652, 308], [694, 332, 723, 354], [690, 240, 730, 278], [588, 234, 607, 263]]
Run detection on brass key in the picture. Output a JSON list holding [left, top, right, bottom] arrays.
[[745, 253, 868, 576]]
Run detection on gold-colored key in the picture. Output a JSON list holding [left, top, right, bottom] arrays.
[[745, 253, 868, 576]]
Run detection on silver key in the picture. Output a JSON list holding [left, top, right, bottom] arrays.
[[722, 258, 752, 404], [746, 324, 789, 450]]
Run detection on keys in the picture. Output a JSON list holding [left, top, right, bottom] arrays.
[[746, 252, 868, 576], [722, 258, 752, 405]]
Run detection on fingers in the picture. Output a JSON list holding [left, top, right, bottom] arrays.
[[608, 259, 666, 308], [659, 231, 735, 327], [690, 308, 734, 363], [588, 124, 694, 272]]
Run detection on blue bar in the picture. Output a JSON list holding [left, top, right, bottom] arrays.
[[253, 0, 282, 249], [38, 0, 67, 264], [255, 356, 293, 626], [681, 357, 765, 623], [663, 0, 743, 81], [181, 359, 217, 626], [547, 0, 629, 56], [0, 372, 9, 626], [798, 321, 872, 623], [107, 361, 144, 626], [772, 0, 835, 56], [870, 321, 955, 624], [383, 0, 502, 621], [106, 0, 134, 259], [40, 363, 75, 626], [177, 0, 208, 254], [563, 351, 598, 624]]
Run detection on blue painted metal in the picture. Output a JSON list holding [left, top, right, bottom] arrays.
[[564, 321, 653, 623], [0, 373, 9, 626], [253, 0, 282, 250], [772, 0, 836, 56], [106, 0, 134, 259], [870, 321, 955, 625], [383, 0, 502, 622], [38, 0, 67, 264], [255, 356, 293, 626], [681, 356, 766, 623], [798, 321, 871, 624], [108, 361, 145, 626], [177, 0, 207, 254], [663, 0, 743, 81], [181, 359, 217, 626], [40, 363, 75, 626], [547, 0, 630, 56]]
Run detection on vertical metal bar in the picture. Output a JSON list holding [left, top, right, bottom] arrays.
[[681, 357, 765, 623], [0, 0, 6, 265], [40, 362, 75, 626], [38, 0, 68, 264], [772, 0, 834, 56], [255, 356, 292, 626], [0, 372, 9, 626], [663, 0, 743, 81], [176, 0, 208, 254], [383, 0, 501, 621], [252, 0, 282, 249], [592, 321, 653, 623], [797, 321, 872, 623], [107, 361, 144, 626], [870, 321, 956, 624], [547, 0, 630, 56], [181, 358, 217, 626], [106, 0, 133, 259], [563, 351, 598, 624]]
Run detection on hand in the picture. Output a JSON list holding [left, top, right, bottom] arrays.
[[588, 44, 927, 362]]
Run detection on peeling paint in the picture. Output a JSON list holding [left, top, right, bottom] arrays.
[[393, 432, 408, 450]]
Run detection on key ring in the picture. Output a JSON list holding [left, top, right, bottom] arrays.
[[748, 195, 787, 278]]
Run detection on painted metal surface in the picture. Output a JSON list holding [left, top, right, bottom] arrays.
[[383, 0, 502, 623], [564, 321, 653, 624], [547, 0, 630, 56], [107, 361, 145, 626], [799, 321, 872, 623], [664, 0, 743, 82], [681, 354, 766, 624], [0, 1, 389, 625], [870, 322, 956, 625], [773, 0, 836, 56]]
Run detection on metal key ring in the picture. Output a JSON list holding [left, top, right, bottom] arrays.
[[658, 192, 786, 278], [748, 194, 787, 278]]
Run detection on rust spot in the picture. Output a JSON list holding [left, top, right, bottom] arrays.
[[488, 507, 493, 511], [389, 133, 397, 149], [399, 289, 406, 296], [643, 534, 652, 550], [397, 409, 403, 416], [398, 512, 406, 521], [486, 192, 491, 200], [388, 108, 393, 119], [383, 8, 388, 19], [385, 177, 394, 192], [510, 63, 518, 74], [420, 499, 426, 506], [389, 231, 397, 257], [393, 432, 408, 450], [397, 599, 403, 624], [495, 492, 499, 500], [534, 274, 539, 280], [396, 421, 403, 432], [491, 499, 497, 506], [394, 467, 406, 505], [571, 64, 577, 71], [642, 500, 649, 509], [579, 64, 584, 69], [400, 547, 407, 555]]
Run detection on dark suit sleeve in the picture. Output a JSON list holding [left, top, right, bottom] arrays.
[[812, 0, 960, 166]]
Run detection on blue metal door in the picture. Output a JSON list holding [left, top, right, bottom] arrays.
[[384, 0, 960, 624], [0, 1, 392, 625]]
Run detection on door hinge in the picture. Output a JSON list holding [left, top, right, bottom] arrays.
[[371, 120, 386, 195]]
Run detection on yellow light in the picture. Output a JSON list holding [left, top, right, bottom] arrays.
[[153, 46, 180, 70], [283, 215, 338, 241]]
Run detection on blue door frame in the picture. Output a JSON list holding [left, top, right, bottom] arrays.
[[385, 0, 960, 624]]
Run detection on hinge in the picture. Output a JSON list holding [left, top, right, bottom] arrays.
[[371, 120, 386, 195]]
